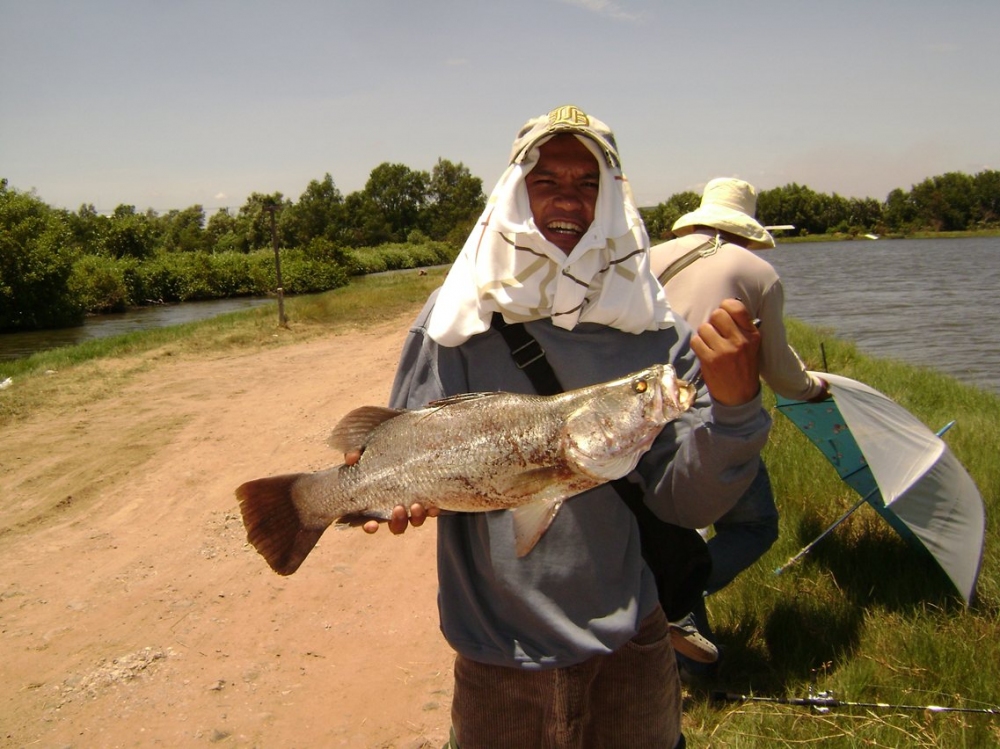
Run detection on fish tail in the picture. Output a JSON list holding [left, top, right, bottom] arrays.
[[235, 474, 325, 575]]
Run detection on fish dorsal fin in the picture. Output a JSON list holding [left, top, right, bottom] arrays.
[[511, 498, 564, 557], [328, 405, 405, 452]]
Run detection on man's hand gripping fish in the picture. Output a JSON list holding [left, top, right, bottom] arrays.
[[236, 364, 696, 575]]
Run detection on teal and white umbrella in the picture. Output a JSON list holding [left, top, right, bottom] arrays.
[[774, 372, 985, 605]]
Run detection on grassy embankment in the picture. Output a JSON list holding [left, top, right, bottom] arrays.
[[686, 317, 1000, 747], [2, 268, 997, 746], [0, 269, 445, 427]]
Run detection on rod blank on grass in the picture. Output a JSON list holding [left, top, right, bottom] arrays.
[[713, 690, 1000, 715]]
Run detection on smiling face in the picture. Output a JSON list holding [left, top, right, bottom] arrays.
[[525, 134, 600, 255]]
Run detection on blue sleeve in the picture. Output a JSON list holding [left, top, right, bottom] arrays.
[[388, 291, 469, 409], [636, 324, 772, 528]]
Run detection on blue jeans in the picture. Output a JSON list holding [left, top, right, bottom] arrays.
[[705, 463, 779, 596]]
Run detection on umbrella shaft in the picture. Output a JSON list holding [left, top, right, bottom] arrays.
[[774, 496, 867, 574]]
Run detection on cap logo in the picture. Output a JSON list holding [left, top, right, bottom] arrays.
[[548, 105, 590, 128]]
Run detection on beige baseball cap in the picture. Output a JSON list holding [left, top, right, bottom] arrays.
[[508, 105, 620, 168]]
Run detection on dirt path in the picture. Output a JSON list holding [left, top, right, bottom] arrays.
[[0, 312, 454, 748]]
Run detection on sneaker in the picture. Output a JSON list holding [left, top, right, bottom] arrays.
[[668, 611, 718, 664], [675, 650, 720, 684]]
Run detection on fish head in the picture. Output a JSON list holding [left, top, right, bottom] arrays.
[[562, 364, 696, 482], [651, 364, 697, 422]]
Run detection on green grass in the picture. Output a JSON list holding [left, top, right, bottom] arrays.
[[682, 318, 1000, 747], [2, 268, 998, 745]]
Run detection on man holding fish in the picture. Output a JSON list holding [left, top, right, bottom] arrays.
[[238, 105, 770, 747], [369, 106, 769, 748]]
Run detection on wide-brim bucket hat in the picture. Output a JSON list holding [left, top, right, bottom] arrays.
[[671, 177, 775, 249], [509, 105, 620, 169]]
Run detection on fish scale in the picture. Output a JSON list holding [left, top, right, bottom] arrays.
[[309, 395, 570, 514]]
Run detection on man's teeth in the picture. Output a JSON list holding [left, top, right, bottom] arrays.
[[548, 221, 580, 234]]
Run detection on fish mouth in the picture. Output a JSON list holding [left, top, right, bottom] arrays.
[[674, 377, 697, 412], [656, 367, 696, 419]]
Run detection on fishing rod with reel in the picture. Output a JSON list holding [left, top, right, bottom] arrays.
[[712, 687, 1000, 716], [711, 665, 1000, 716]]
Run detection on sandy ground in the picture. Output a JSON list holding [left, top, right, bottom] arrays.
[[0, 313, 455, 748]]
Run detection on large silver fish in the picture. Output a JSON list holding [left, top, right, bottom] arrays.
[[237, 364, 695, 575]]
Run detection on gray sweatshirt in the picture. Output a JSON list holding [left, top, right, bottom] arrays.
[[388, 290, 771, 669]]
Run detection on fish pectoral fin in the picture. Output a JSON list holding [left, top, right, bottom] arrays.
[[328, 406, 406, 453], [511, 498, 564, 557], [497, 467, 568, 500]]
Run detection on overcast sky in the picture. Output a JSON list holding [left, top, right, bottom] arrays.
[[3, 0, 998, 215]]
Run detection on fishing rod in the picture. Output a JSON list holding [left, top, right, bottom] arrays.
[[712, 689, 1000, 716]]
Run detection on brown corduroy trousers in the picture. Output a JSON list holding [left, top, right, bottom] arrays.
[[448, 606, 683, 749]]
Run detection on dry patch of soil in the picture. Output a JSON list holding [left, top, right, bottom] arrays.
[[1, 313, 453, 748]]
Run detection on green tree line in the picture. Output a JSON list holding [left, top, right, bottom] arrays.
[[3, 165, 999, 332], [639, 169, 1000, 240], [0, 159, 485, 331]]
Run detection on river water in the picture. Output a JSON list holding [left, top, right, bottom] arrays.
[[2, 238, 998, 394], [763, 236, 1000, 395], [0, 297, 275, 362]]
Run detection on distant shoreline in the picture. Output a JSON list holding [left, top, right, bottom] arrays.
[[773, 228, 1000, 244]]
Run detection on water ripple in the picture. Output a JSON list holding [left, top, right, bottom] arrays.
[[764, 236, 1000, 395]]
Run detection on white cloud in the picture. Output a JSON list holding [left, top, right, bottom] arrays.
[[555, 0, 638, 22]]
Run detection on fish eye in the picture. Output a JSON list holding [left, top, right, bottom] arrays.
[[633, 379, 648, 394]]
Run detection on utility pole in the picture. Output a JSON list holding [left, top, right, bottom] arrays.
[[264, 203, 288, 327]]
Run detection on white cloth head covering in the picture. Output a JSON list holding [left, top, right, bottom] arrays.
[[671, 177, 776, 250], [427, 105, 672, 347]]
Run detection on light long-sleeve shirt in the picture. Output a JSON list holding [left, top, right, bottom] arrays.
[[650, 230, 826, 401]]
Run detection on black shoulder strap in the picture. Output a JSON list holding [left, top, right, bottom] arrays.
[[490, 312, 562, 396]]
